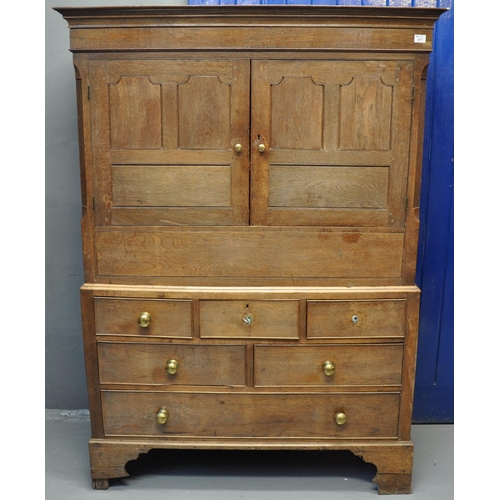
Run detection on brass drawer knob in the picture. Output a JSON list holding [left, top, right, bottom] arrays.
[[234, 143, 243, 153], [322, 360, 335, 377], [138, 311, 151, 328], [243, 312, 255, 326], [335, 412, 347, 426], [166, 358, 179, 375], [156, 408, 169, 425], [258, 143, 266, 153]]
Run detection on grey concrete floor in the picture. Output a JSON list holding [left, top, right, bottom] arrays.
[[45, 410, 453, 499]]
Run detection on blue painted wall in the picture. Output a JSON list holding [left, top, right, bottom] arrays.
[[189, 0, 454, 423], [189, 0, 449, 6], [414, 1, 453, 423]]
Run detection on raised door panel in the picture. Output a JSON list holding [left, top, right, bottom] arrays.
[[251, 60, 413, 227], [109, 76, 162, 150], [89, 60, 250, 226]]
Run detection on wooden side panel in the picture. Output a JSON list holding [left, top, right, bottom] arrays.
[[101, 391, 401, 438], [95, 229, 404, 279], [73, 54, 98, 283], [80, 289, 104, 438], [399, 291, 420, 439]]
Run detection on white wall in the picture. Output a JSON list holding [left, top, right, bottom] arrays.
[[46, 0, 188, 409]]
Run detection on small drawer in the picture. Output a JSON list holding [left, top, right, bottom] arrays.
[[98, 343, 246, 386], [200, 300, 299, 339], [307, 300, 406, 338], [254, 345, 403, 387], [94, 298, 192, 338], [101, 391, 400, 439]]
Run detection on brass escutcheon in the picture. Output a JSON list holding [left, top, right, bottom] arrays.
[[243, 312, 255, 326]]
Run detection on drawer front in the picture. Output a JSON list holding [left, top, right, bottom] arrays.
[[254, 345, 403, 387], [101, 391, 400, 438], [98, 343, 246, 386], [95, 298, 192, 338], [200, 300, 299, 339], [307, 300, 406, 338]]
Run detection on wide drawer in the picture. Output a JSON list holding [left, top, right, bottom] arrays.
[[101, 391, 400, 438], [94, 298, 192, 337], [307, 299, 406, 338], [199, 300, 299, 339], [97, 343, 246, 386], [254, 345, 403, 387]]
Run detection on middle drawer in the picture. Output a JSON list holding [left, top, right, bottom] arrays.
[[199, 300, 299, 339], [254, 344, 404, 387], [98, 343, 246, 387]]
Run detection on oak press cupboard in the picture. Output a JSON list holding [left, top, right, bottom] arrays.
[[55, 5, 446, 494]]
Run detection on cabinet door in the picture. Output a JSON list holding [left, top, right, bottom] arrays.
[[89, 60, 250, 226], [251, 60, 413, 227]]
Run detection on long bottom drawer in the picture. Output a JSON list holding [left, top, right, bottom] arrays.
[[102, 391, 400, 439]]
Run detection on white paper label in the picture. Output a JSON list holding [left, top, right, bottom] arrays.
[[414, 34, 427, 43]]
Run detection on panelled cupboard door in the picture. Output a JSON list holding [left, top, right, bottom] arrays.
[[251, 60, 413, 227], [89, 59, 250, 227], [89, 58, 413, 229]]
